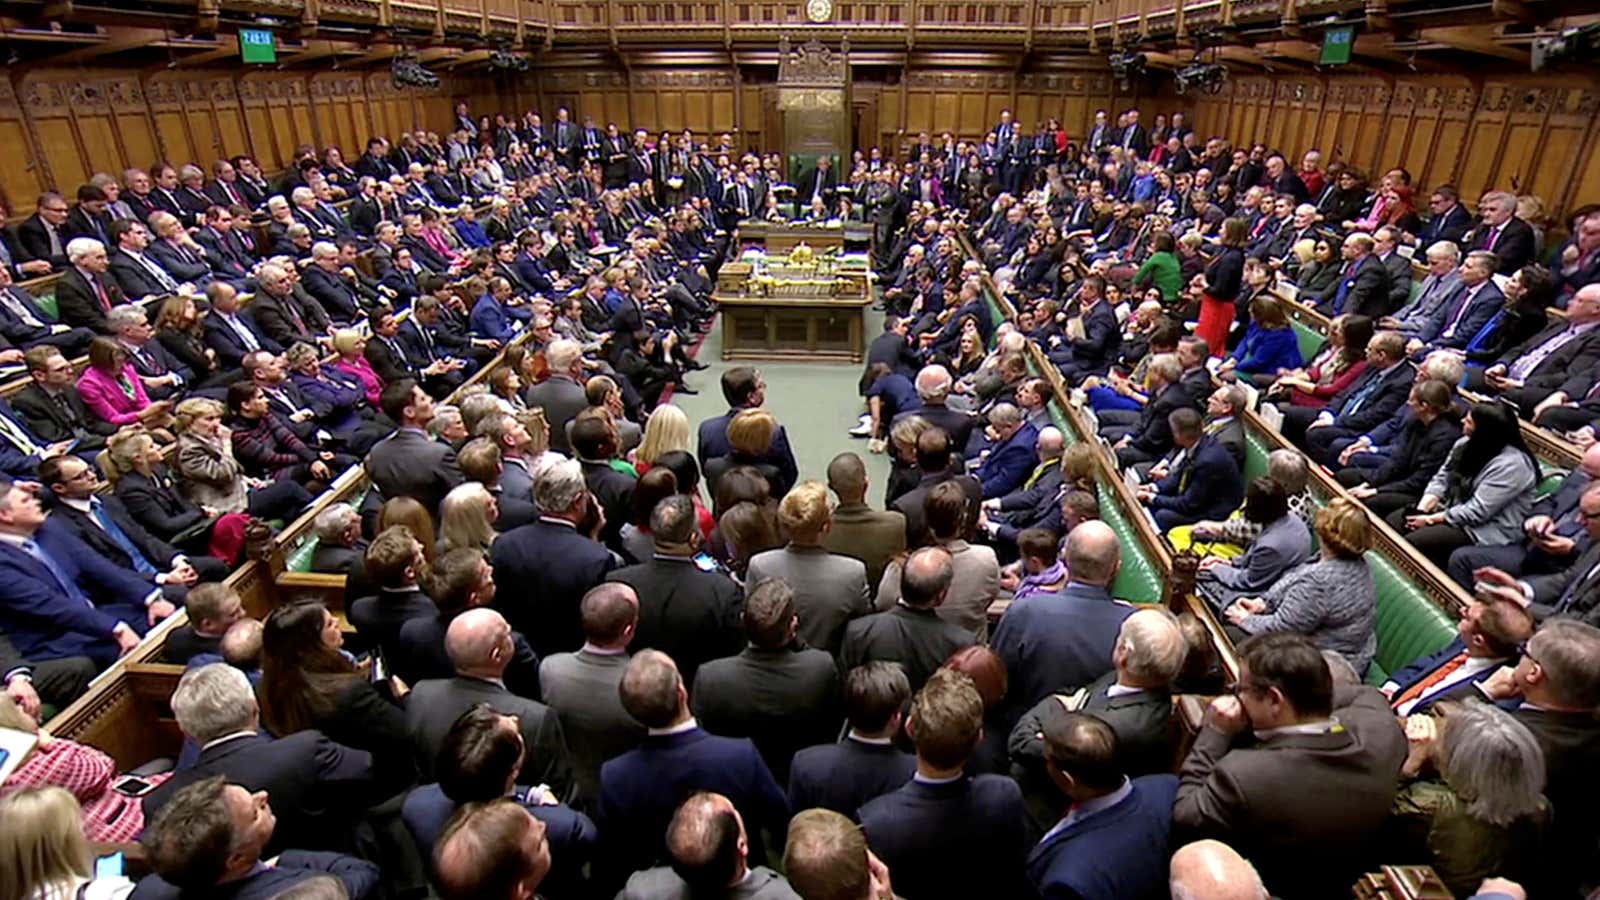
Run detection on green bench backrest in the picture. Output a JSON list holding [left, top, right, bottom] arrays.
[[1535, 470, 1566, 501], [36, 293, 59, 320], [1243, 431, 1273, 482], [1291, 319, 1327, 363], [1365, 551, 1459, 684], [1408, 279, 1422, 305]]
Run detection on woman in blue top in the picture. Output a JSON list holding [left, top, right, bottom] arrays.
[[1220, 294, 1302, 385]]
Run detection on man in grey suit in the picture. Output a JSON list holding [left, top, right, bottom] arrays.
[[1007, 608, 1187, 831], [692, 579, 841, 785], [822, 452, 906, 596], [539, 583, 647, 804], [746, 481, 871, 655], [367, 378, 463, 516], [524, 339, 590, 454], [616, 792, 803, 900], [839, 547, 975, 694], [405, 608, 576, 802], [1173, 632, 1406, 900]]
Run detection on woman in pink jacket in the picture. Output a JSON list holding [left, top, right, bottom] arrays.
[[76, 336, 171, 429]]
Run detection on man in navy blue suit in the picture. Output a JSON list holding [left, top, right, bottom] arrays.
[[1026, 712, 1178, 900], [697, 366, 799, 491], [0, 396, 75, 479], [991, 521, 1134, 737], [972, 403, 1038, 499], [1137, 408, 1244, 532], [132, 776, 380, 900], [0, 474, 171, 668], [858, 667, 1033, 900], [787, 660, 916, 818], [1381, 592, 1532, 715], [596, 649, 788, 895]]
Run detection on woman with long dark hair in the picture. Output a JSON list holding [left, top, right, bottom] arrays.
[[1271, 314, 1373, 409], [1387, 401, 1537, 569]]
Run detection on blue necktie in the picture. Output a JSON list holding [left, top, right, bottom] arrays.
[[20, 538, 93, 607], [1343, 373, 1384, 418], [1465, 310, 1505, 355], [90, 499, 158, 576]]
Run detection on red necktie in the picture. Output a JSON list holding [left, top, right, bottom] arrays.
[[225, 183, 241, 205], [1390, 650, 1469, 711], [92, 276, 110, 312]]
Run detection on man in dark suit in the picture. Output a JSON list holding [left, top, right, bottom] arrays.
[[797, 157, 838, 209], [1321, 232, 1393, 319], [525, 340, 591, 454], [572, 415, 637, 552], [1382, 594, 1531, 716], [1413, 185, 1474, 248], [597, 650, 789, 893], [133, 777, 381, 900], [490, 456, 617, 659], [143, 663, 390, 855], [193, 205, 258, 286], [538, 583, 648, 805], [892, 428, 983, 548], [0, 268, 93, 355], [15, 193, 71, 271], [107, 220, 183, 300], [1106, 353, 1193, 469], [1471, 283, 1600, 415], [1138, 409, 1245, 531], [893, 365, 978, 454], [606, 495, 742, 684], [404, 608, 574, 799], [1025, 713, 1180, 900], [822, 452, 907, 596], [973, 404, 1039, 500], [1475, 619, 1600, 897], [991, 521, 1134, 737], [0, 475, 167, 668], [1466, 190, 1536, 275], [859, 668, 1033, 900], [1300, 331, 1416, 460], [250, 262, 324, 348], [1173, 633, 1407, 900], [787, 660, 915, 820], [691, 578, 840, 785], [1048, 277, 1122, 382], [1117, 108, 1149, 158], [302, 243, 367, 324], [54, 238, 125, 334], [839, 546, 975, 694], [201, 281, 280, 371], [108, 304, 190, 401], [347, 525, 437, 667], [697, 366, 800, 490], [0, 626, 96, 714], [366, 379, 464, 516], [1415, 250, 1504, 354], [11, 347, 117, 454], [1447, 445, 1600, 586]]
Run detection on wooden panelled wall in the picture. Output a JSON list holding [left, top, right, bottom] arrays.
[[0, 69, 484, 215], [467, 65, 1137, 161], [1180, 72, 1600, 219]]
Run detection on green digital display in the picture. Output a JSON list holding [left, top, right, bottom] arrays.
[[240, 28, 277, 64], [1320, 25, 1354, 65]]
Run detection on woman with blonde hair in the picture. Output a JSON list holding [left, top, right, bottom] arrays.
[[330, 328, 383, 406], [703, 409, 789, 498], [634, 405, 691, 475], [0, 696, 163, 845], [172, 396, 311, 522], [0, 786, 134, 900], [438, 482, 499, 556], [104, 427, 253, 563]]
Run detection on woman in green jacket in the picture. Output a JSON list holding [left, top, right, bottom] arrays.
[[1132, 230, 1182, 303]]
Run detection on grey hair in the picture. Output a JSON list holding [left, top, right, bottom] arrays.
[[1265, 449, 1310, 496], [106, 304, 149, 332], [66, 237, 104, 265], [915, 365, 953, 401], [1146, 352, 1182, 384], [1465, 250, 1499, 273], [313, 502, 359, 542], [178, 164, 204, 182], [429, 405, 464, 440], [1527, 619, 1600, 708], [1422, 351, 1466, 387], [1426, 241, 1461, 264], [1218, 385, 1248, 415], [534, 457, 587, 513], [172, 663, 257, 743], [1438, 701, 1546, 826], [1294, 203, 1317, 218], [286, 223, 311, 240], [988, 403, 1022, 428], [312, 241, 339, 260], [1116, 608, 1187, 684], [266, 196, 290, 213], [291, 186, 316, 205], [546, 338, 583, 374], [1481, 190, 1518, 209]]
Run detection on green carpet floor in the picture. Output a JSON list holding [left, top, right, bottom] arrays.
[[668, 308, 893, 498]]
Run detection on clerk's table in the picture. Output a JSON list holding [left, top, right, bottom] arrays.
[[714, 246, 871, 362]]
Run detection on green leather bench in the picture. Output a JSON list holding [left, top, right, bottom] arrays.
[[1291, 318, 1327, 363]]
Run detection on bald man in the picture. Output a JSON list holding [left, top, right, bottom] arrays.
[[405, 608, 575, 800], [823, 452, 907, 594], [1169, 839, 1269, 900], [990, 521, 1135, 736], [617, 792, 801, 898]]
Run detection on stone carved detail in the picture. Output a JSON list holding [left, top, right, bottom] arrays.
[[778, 35, 849, 86]]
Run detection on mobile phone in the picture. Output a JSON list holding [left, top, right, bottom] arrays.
[[112, 775, 157, 797], [692, 553, 719, 572], [95, 852, 124, 879]]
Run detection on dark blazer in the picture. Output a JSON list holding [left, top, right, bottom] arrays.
[[400, 784, 597, 897], [163, 624, 220, 665], [348, 586, 435, 667], [1008, 671, 1174, 782], [405, 675, 574, 797], [108, 248, 175, 299], [363, 333, 415, 385], [53, 267, 125, 333], [146, 239, 212, 285], [301, 265, 366, 324], [10, 383, 117, 452], [607, 556, 744, 685], [1050, 300, 1121, 376], [112, 466, 210, 543], [1026, 775, 1179, 900], [202, 309, 281, 371], [1416, 203, 1473, 248], [1172, 685, 1408, 900], [1367, 414, 1463, 496], [1467, 217, 1537, 275], [581, 458, 636, 551], [858, 774, 1034, 900], [839, 605, 976, 694], [597, 727, 789, 887], [0, 287, 86, 350], [1148, 434, 1245, 526], [893, 402, 977, 457], [1513, 705, 1600, 896], [46, 495, 182, 577], [128, 851, 380, 900], [491, 518, 618, 659], [697, 408, 800, 492], [1123, 382, 1194, 458], [991, 582, 1133, 735], [787, 737, 916, 819], [141, 731, 383, 855], [0, 519, 153, 665], [691, 646, 841, 784], [1337, 254, 1394, 319], [1329, 362, 1416, 434], [892, 469, 983, 548], [1382, 639, 1500, 715], [365, 426, 464, 516], [1496, 322, 1600, 395], [251, 290, 321, 348], [974, 422, 1039, 499], [15, 215, 68, 270]]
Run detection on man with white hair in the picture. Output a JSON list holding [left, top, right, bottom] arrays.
[[301, 240, 365, 325], [309, 502, 366, 576], [898, 364, 977, 451], [490, 456, 617, 659], [290, 185, 339, 241], [973, 402, 1039, 499], [1467, 190, 1536, 274], [106, 304, 188, 401], [404, 607, 575, 795], [525, 338, 590, 454], [54, 236, 125, 333], [1385, 241, 1462, 340], [141, 662, 384, 855], [1169, 839, 1270, 900]]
